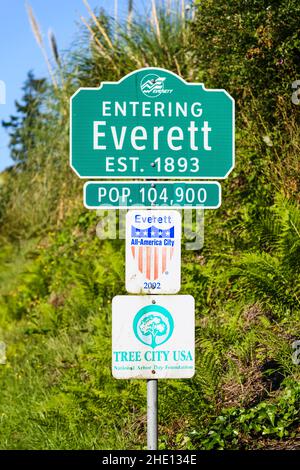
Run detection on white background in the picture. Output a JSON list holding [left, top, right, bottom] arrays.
[[112, 295, 195, 379], [125, 210, 181, 294]]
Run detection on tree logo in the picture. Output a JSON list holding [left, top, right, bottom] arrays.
[[133, 305, 174, 348], [140, 73, 173, 98]]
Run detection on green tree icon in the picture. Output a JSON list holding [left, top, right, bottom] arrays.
[[139, 315, 167, 348], [133, 305, 174, 349]]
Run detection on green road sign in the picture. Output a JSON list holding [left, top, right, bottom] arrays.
[[70, 68, 234, 179], [84, 181, 221, 209]]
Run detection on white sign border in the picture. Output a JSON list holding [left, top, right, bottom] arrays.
[[83, 180, 221, 210], [112, 294, 195, 380], [125, 209, 181, 294], [70, 67, 235, 180]]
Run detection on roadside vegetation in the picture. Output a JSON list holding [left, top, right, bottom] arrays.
[[0, 0, 299, 449]]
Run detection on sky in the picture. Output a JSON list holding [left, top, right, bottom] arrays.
[[0, 0, 149, 172]]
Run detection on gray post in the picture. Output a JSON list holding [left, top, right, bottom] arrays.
[[147, 379, 158, 450]]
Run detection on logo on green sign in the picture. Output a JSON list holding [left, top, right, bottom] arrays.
[[133, 305, 174, 348], [140, 73, 173, 98]]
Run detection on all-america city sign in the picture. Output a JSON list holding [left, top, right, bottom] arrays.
[[70, 67, 234, 180]]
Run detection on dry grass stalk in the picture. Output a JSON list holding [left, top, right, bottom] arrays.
[[114, 0, 118, 41], [48, 29, 61, 67], [95, 44, 119, 72], [125, 46, 144, 68], [26, 3, 58, 89], [80, 15, 105, 52], [174, 56, 182, 77], [82, 0, 114, 50], [181, 0, 185, 21], [166, 0, 171, 15], [80, 16, 118, 72], [26, 3, 42, 46], [151, 0, 161, 45], [127, 0, 133, 36]]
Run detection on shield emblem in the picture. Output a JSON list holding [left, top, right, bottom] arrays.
[[130, 225, 175, 280]]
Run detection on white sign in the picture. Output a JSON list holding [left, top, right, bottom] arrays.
[[125, 210, 181, 294], [112, 295, 195, 379]]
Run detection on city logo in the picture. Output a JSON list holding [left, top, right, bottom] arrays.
[[131, 225, 175, 280], [133, 305, 174, 348], [0, 80, 6, 105], [140, 73, 173, 98]]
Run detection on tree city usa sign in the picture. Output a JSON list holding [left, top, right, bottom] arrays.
[[70, 67, 234, 180], [112, 295, 195, 380]]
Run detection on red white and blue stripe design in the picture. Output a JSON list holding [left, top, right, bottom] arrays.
[[131, 225, 175, 280]]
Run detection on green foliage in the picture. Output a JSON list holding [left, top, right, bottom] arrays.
[[191, 380, 300, 449], [233, 196, 300, 314], [0, 0, 300, 450], [75, 7, 194, 88], [193, 0, 300, 118], [2, 71, 47, 163]]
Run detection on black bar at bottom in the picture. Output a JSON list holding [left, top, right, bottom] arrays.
[[0, 450, 299, 467]]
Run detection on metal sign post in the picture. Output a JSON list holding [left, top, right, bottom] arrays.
[[112, 295, 195, 448], [147, 379, 158, 450]]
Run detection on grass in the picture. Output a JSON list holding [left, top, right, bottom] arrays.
[[0, 0, 300, 450], [0, 202, 299, 449]]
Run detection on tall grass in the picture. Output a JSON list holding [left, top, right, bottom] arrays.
[[1, 0, 300, 450], [0, 1, 195, 241], [26, 3, 57, 89]]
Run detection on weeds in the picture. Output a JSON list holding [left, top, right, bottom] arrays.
[[0, 0, 300, 450]]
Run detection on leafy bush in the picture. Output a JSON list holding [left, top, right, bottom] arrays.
[[191, 381, 300, 449], [1, 0, 300, 450]]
